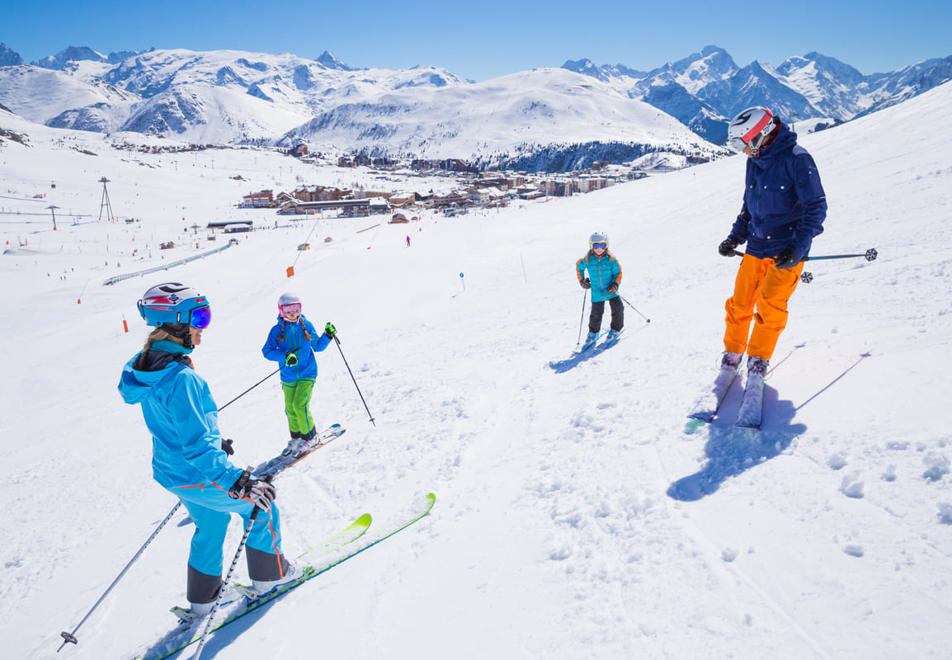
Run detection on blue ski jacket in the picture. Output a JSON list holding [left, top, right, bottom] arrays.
[[729, 124, 827, 262], [118, 340, 243, 490], [576, 251, 622, 303], [261, 314, 331, 384]]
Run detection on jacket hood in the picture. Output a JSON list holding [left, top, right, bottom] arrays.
[[118, 353, 187, 405]]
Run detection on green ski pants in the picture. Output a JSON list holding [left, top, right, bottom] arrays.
[[282, 378, 315, 436]]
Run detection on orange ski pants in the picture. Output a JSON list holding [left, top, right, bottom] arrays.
[[723, 254, 804, 361]]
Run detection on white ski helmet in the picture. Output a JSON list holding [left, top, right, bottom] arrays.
[[589, 232, 609, 250], [278, 292, 302, 319], [137, 282, 210, 329], [278, 292, 300, 308], [727, 106, 778, 156]]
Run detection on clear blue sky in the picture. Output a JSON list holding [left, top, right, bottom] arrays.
[[3, 0, 950, 80]]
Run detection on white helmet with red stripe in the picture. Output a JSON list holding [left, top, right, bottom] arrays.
[[727, 106, 778, 156]]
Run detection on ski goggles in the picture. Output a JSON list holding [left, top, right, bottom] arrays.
[[591, 242, 607, 250], [728, 137, 749, 153], [189, 305, 212, 329], [279, 303, 302, 316]]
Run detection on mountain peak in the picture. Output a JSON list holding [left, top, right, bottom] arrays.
[[316, 50, 354, 71], [32, 45, 108, 69], [0, 42, 24, 67]]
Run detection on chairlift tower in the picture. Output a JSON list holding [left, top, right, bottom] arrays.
[[47, 204, 59, 230], [98, 176, 115, 222]]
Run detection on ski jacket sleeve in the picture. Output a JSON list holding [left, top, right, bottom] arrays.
[[261, 323, 285, 362], [730, 206, 752, 245], [305, 319, 331, 353], [575, 255, 589, 283], [788, 147, 827, 259]]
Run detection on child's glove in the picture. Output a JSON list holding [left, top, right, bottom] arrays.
[[607, 283, 619, 295], [285, 352, 298, 367], [580, 278, 591, 290]]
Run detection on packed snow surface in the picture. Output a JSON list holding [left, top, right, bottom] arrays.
[[1, 81, 951, 659]]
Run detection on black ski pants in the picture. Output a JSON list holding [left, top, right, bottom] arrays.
[[589, 296, 624, 333]]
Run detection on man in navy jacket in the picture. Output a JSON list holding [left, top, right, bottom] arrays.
[[717, 106, 827, 381]]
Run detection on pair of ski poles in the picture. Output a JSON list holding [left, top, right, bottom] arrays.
[[576, 289, 651, 348], [58, 333, 375, 651], [730, 247, 878, 283]]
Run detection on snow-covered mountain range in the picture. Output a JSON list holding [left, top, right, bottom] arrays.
[[0, 42, 949, 169], [564, 45, 952, 143]]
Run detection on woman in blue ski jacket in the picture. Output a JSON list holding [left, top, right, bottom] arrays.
[[261, 293, 336, 455], [118, 283, 299, 616]]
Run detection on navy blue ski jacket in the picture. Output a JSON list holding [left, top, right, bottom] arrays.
[[729, 124, 827, 263]]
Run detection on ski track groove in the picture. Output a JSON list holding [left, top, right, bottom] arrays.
[[648, 433, 834, 660]]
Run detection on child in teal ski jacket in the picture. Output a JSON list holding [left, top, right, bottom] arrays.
[[575, 232, 624, 342]]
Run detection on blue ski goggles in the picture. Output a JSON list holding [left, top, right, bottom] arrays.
[[591, 242, 607, 250], [189, 305, 212, 329], [138, 301, 212, 329]]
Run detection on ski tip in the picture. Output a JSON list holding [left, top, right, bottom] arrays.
[[684, 418, 706, 434], [424, 492, 436, 511], [353, 513, 373, 527]]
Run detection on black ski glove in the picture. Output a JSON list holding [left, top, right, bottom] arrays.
[[221, 438, 235, 456], [718, 238, 739, 257], [229, 470, 276, 511], [285, 352, 298, 367], [580, 278, 591, 290], [774, 248, 798, 269], [607, 283, 619, 295]]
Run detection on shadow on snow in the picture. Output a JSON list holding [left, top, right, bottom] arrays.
[[667, 385, 807, 501], [547, 324, 648, 373], [667, 351, 870, 501], [138, 594, 280, 659]]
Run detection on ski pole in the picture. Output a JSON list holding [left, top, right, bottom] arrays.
[[58, 503, 182, 651], [730, 248, 878, 285], [730, 248, 877, 263], [576, 288, 588, 348], [57, 370, 278, 649], [804, 248, 878, 262], [192, 474, 272, 660], [332, 335, 376, 426], [217, 367, 280, 412], [619, 295, 651, 324]]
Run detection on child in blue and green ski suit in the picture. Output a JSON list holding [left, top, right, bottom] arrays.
[[262, 294, 334, 452]]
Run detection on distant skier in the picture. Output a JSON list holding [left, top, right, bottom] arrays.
[[717, 106, 827, 421], [406, 234, 411, 247], [119, 283, 299, 617], [262, 293, 336, 456], [576, 232, 624, 346]]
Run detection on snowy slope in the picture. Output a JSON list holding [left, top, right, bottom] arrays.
[[0, 64, 139, 123], [1, 81, 951, 659]]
